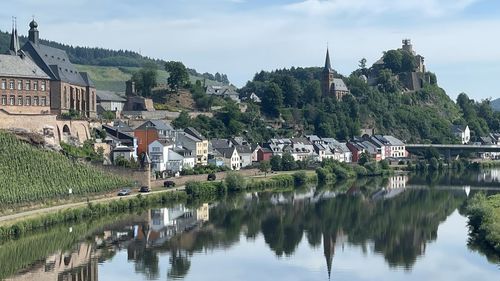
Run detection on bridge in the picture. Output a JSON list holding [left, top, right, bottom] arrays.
[[406, 144, 500, 157]]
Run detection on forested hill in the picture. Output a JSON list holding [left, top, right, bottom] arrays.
[[0, 29, 229, 83], [492, 98, 500, 112], [239, 51, 500, 143]]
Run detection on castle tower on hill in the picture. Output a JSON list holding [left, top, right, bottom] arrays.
[[321, 48, 349, 100]]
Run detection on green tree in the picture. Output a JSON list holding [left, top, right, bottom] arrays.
[[172, 111, 192, 129], [304, 80, 322, 104], [261, 82, 283, 117], [358, 152, 370, 166], [270, 155, 282, 171], [131, 63, 158, 97], [259, 160, 271, 177], [281, 153, 297, 171], [225, 172, 247, 192], [401, 51, 416, 72], [359, 58, 367, 69], [165, 61, 189, 91], [383, 50, 402, 73]]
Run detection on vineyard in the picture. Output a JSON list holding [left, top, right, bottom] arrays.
[[0, 131, 131, 206]]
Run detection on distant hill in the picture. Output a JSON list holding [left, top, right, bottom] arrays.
[[0, 29, 230, 87], [492, 98, 500, 112], [75, 65, 223, 92]]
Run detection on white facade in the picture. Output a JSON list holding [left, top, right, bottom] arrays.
[[149, 140, 173, 173], [100, 101, 125, 112], [224, 149, 241, 170]]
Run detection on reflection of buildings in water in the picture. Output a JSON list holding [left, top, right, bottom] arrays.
[[477, 168, 500, 183], [6, 243, 99, 281], [387, 175, 408, 190], [372, 175, 409, 200], [133, 203, 210, 247], [323, 230, 348, 280]]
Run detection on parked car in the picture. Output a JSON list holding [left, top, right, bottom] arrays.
[[207, 173, 216, 181], [164, 180, 176, 188], [139, 186, 151, 193], [117, 189, 131, 196]]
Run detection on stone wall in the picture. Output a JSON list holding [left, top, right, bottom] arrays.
[[92, 163, 150, 187], [0, 110, 91, 144]]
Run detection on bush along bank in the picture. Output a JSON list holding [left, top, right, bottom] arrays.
[[316, 159, 392, 184], [0, 191, 187, 240], [466, 193, 500, 253], [185, 171, 317, 200]]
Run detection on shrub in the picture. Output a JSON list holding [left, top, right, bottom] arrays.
[[293, 171, 308, 186], [225, 172, 247, 192]]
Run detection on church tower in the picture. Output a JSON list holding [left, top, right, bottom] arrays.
[[321, 48, 334, 97], [9, 17, 20, 55], [28, 19, 39, 45]]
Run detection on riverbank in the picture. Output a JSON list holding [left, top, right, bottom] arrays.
[[466, 193, 500, 253], [0, 170, 315, 239]]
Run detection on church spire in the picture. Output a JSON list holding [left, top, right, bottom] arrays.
[[9, 17, 20, 55], [323, 233, 336, 280], [324, 47, 332, 72]]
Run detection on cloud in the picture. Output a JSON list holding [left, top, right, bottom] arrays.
[[284, 0, 480, 17]]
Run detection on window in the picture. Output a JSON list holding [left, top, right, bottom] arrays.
[[9, 80, 14, 90], [41, 96, 47, 106], [33, 96, 39, 106], [25, 96, 31, 106], [25, 81, 31, 91], [1, 95, 6, 105], [152, 147, 160, 152], [1, 80, 5, 90], [33, 81, 38, 91], [17, 80, 22, 90], [9, 95, 14, 105], [17, 96, 23, 106], [63, 87, 67, 108], [41, 81, 46, 91]]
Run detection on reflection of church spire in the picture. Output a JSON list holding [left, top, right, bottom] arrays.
[[323, 233, 336, 280]]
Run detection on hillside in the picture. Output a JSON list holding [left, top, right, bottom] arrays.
[[492, 98, 500, 112], [0, 29, 229, 87], [0, 131, 130, 207], [75, 65, 222, 92]]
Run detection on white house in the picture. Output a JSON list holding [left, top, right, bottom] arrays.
[[215, 147, 241, 170], [235, 145, 253, 168], [452, 125, 470, 144], [149, 140, 174, 173]]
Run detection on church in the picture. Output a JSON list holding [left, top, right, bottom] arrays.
[[1, 19, 96, 118], [321, 48, 349, 100], [21, 20, 97, 118]]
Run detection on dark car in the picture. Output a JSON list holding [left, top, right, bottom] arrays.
[[164, 180, 176, 188], [117, 189, 131, 196], [139, 186, 151, 193], [207, 173, 216, 181]]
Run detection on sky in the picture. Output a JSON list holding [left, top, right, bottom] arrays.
[[2, 0, 500, 101]]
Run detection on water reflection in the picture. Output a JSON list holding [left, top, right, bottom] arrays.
[[2, 173, 499, 281]]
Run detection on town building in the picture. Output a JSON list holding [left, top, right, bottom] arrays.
[[321, 48, 349, 100], [206, 85, 240, 103], [176, 127, 208, 166], [1, 25, 52, 115], [21, 20, 96, 117], [214, 146, 241, 170], [149, 139, 174, 174], [452, 125, 471, 144], [257, 147, 273, 162], [96, 90, 126, 115]]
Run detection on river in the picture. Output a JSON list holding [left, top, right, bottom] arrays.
[[1, 169, 499, 281]]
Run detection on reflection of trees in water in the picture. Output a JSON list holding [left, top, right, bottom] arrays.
[[110, 186, 466, 280], [168, 248, 191, 280]]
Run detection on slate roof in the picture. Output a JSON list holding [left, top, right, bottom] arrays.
[[0, 54, 50, 79], [97, 90, 127, 102], [383, 135, 405, 146], [185, 127, 206, 141], [136, 120, 173, 131], [235, 145, 252, 154], [215, 147, 237, 158], [22, 41, 92, 87], [211, 139, 231, 149], [451, 125, 467, 134], [332, 78, 349, 92]]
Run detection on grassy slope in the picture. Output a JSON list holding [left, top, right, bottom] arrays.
[[0, 131, 131, 206], [75, 65, 221, 92]]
